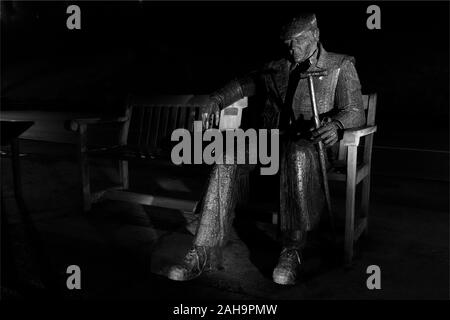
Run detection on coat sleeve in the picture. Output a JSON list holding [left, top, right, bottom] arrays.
[[209, 71, 260, 110], [332, 59, 366, 129]]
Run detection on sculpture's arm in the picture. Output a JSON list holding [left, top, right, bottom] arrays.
[[201, 71, 260, 128], [332, 60, 366, 129], [209, 71, 259, 110]]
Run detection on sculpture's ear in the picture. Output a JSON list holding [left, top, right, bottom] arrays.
[[313, 28, 320, 42]]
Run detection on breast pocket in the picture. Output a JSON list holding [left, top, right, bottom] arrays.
[[314, 70, 339, 115]]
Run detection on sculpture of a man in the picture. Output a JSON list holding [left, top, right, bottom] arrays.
[[167, 13, 365, 285]]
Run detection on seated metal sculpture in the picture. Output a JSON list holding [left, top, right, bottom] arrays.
[[167, 13, 366, 285]]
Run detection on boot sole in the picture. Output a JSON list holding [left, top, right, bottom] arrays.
[[167, 268, 202, 281], [272, 272, 296, 285]]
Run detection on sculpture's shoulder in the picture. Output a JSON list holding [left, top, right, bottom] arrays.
[[262, 58, 288, 74], [322, 50, 356, 71]]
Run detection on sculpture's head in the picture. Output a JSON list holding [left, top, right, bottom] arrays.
[[280, 13, 320, 64]]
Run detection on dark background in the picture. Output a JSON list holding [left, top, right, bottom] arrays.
[[1, 1, 449, 300], [1, 1, 449, 151]]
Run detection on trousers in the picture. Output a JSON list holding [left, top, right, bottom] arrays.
[[193, 139, 326, 250]]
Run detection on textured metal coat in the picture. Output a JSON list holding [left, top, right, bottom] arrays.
[[212, 43, 366, 131], [194, 44, 367, 250]]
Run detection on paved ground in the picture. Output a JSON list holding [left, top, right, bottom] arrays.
[[1, 139, 448, 300]]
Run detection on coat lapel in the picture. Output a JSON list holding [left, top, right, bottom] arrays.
[[308, 43, 328, 73], [270, 44, 329, 105]]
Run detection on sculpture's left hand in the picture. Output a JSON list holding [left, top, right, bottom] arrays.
[[201, 100, 220, 130], [311, 119, 341, 147]]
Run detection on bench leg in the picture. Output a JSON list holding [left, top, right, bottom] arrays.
[[80, 152, 91, 212], [119, 160, 129, 190], [361, 173, 371, 237], [11, 138, 27, 213], [78, 124, 91, 212], [345, 146, 358, 265]]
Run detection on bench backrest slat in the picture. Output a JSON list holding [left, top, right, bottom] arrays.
[[126, 95, 207, 151]]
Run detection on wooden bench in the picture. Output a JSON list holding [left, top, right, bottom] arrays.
[[269, 93, 378, 264], [331, 93, 377, 264], [69, 93, 377, 265], [68, 95, 211, 213]]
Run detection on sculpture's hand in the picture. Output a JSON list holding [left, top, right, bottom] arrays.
[[311, 119, 341, 148], [201, 100, 220, 130]]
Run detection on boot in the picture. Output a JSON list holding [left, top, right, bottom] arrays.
[[167, 246, 221, 281], [272, 247, 301, 285]]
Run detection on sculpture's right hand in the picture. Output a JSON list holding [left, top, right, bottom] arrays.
[[201, 100, 220, 130]]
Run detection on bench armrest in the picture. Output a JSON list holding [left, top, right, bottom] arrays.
[[66, 116, 129, 132], [343, 125, 377, 146]]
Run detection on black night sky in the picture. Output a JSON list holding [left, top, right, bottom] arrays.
[[0, 1, 449, 302], [2, 1, 449, 152]]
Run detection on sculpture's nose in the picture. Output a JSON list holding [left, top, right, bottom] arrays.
[[293, 47, 303, 56], [284, 39, 293, 49]]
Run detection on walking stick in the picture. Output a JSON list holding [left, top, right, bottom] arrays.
[[300, 70, 335, 235]]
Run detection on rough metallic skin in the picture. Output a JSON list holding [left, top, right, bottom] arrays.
[[280, 13, 318, 40], [176, 8, 370, 279], [260, 43, 365, 130], [209, 43, 365, 130], [279, 139, 325, 236], [193, 139, 326, 252], [209, 79, 245, 110], [194, 163, 241, 248], [193, 42, 365, 253]]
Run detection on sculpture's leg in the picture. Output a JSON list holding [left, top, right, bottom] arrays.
[[279, 139, 325, 250], [167, 162, 253, 281], [193, 164, 241, 263]]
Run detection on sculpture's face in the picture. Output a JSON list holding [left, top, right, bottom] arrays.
[[283, 29, 318, 64]]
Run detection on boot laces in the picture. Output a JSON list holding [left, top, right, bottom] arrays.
[[280, 248, 301, 265], [184, 246, 207, 271]]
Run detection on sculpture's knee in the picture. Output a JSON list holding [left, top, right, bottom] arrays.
[[212, 163, 239, 176], [287, 142, 312, 167]]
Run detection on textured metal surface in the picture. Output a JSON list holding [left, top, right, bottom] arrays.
[[193, 139, 327, 250], [192, 38, 366, 252], [209, 79, 245, 110], [208, 43, 365, 131], [279, 13, 318, 40], [279, 139, 325, 245], [194, 163, 240, 248]]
